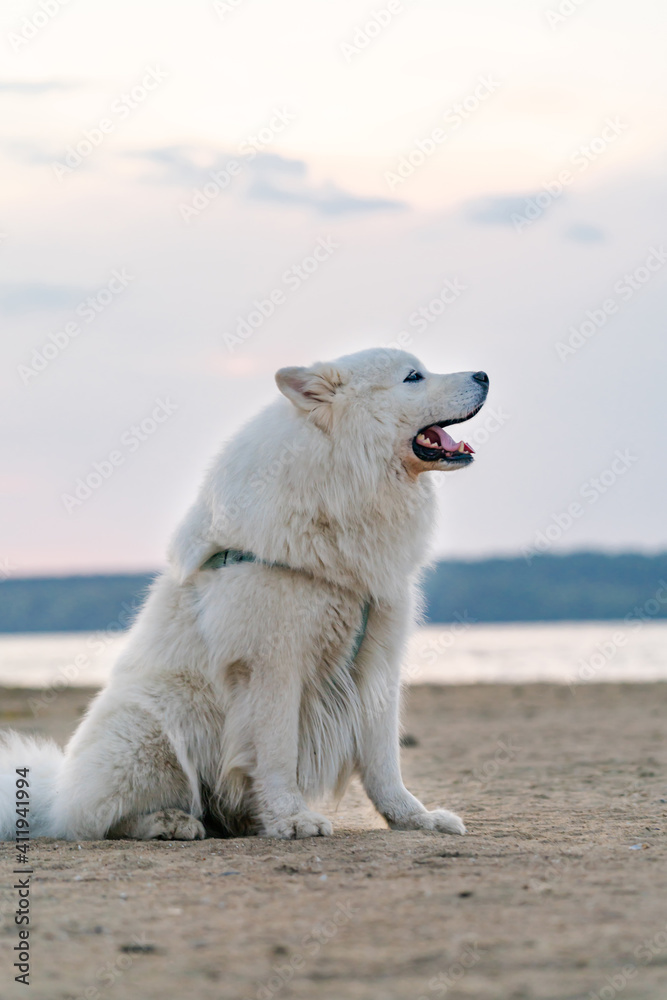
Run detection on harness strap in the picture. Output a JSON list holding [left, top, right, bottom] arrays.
[[349, 600, 370, 665], [201, 548, 290, 572], [201, 549, 371, 668]]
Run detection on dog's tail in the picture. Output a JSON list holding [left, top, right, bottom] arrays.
[[0, 731, 66, 840]]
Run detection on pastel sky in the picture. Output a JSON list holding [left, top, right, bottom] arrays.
[[1, 0, 667, 575]]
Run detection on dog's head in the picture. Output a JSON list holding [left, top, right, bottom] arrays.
[[276, 348, 489, 478]]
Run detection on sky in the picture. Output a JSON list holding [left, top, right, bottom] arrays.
[[1, 0, 667, 575]]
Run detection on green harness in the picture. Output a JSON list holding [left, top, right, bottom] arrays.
[[201, 548, 371, 668]]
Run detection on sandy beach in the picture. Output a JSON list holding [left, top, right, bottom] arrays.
[[1, 682, 666, 1000]]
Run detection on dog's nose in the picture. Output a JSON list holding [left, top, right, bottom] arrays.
[[472, 371, 489, 385]]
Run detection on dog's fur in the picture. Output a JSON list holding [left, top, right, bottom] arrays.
[[0, 349, 488, 841]]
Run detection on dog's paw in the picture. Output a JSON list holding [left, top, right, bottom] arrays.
[[261, 810, 333, 839], [145, 809, 206, 841], [389, 809, 466, 835]]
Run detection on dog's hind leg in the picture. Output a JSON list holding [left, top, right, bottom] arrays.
[[53, 700, 204, 841]]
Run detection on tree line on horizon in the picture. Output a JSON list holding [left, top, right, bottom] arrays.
[[0, 552, 666, 633]]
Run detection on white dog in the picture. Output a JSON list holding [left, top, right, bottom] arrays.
[[0, 349, 488, 841]]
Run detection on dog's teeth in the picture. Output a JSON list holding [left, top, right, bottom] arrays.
[[457, 442, 465, 453]]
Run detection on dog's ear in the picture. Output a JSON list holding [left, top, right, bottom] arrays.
[[275, 365, 341, 430]]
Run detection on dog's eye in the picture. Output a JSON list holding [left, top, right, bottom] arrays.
[[403, 370, 425, 383]]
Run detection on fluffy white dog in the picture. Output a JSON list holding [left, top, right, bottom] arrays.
[[0, 349, 488, 841]]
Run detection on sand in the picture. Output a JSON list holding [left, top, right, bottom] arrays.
[[0, 682, 666, 1000]]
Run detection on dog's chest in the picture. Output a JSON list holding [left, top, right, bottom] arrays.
[[309, 590, 369, 681]]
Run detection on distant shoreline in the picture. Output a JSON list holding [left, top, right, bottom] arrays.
[[3, 621, 667, 688], [1, 551, 666, 632]]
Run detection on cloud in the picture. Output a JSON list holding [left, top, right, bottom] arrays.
[[130, 145, 407, 215], [463, 194, 543, 226], [247, 156, 406, 215], [564, 223, 606, 243], [463, 198, 608, 242], [0, 284, 87, 313], [0, 80, 80, 95], [128, 145, 211, 186]]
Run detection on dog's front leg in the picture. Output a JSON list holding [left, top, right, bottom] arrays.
[[357, 669, 466, 835], [248, 652, 333, 840]]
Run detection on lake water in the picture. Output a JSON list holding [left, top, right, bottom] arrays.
[[1, 620, 666, 689]]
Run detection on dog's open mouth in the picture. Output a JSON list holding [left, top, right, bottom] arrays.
[[412, 405, 483, 465]]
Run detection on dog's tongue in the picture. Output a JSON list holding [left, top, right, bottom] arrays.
[[419, 425, 475, 454], [430, 426, 459, 450]]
